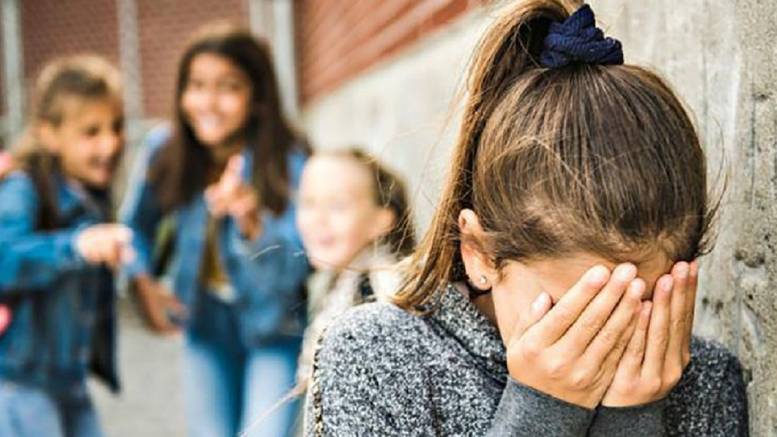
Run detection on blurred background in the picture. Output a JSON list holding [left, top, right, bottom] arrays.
[[2, 0, 775, 435]]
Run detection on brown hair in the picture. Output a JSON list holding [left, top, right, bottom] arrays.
[[149, 22, 310, 214], [395, 0, 717, 310], [15, 55, 122, 229], [325, 148, 416, 257]]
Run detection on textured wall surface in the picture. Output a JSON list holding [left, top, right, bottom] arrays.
[[301, 2, 777, 435], [590, 2, 777, 435]]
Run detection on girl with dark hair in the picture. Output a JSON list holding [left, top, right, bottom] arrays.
[[306, 1, 748, 436], [0, 55, 127, 437], [121, 23, 309, 437]]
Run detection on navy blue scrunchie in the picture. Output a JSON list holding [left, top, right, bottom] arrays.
[[539, 4, 623, 69]]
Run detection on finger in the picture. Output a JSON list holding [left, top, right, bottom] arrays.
[[642, 274, 673, 379], [94, 240, 113, 266], [230, 195, 258, 218], [156, 286, 186, 315], [619, 300, 652, 375], [80, 244, 97, 264], [580, 277, 644, 365], [220, 155, 244, 192], [151, 313, 178, 334], [510, 291, 552, 347], [665, 262, 690, 370], [205, 185, 222, 208], [107, 240, 124, 268], [682, 261, 699, 365], [205, 187, 228, 217], [112, 225, 132, 244], [598, 311, 639, 385], [557, 263, 637, 356], [530, 265, 610, 345], [120, 244, 136, 264]]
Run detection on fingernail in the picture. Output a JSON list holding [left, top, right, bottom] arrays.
[[615, 263, 637, 282], [675, 262, 689, 279], [532, 292, 549, 313], [587, 266, 609, 285], [629, 279, 645, 298], [660, 275, 674, 293]]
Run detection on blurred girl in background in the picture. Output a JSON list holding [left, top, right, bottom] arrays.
[[122, 23, 309, 437], [0, 56, 128, 437], [295, 148, 415, 388]]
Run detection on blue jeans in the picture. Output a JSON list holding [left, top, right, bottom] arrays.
[[183, 292, 301, 437], [0, 380, 102, 437]]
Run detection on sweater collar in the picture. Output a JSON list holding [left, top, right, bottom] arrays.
[[428, 283, 508, 382]]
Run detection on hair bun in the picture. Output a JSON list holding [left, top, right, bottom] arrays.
[[539, 4, 623, 68]]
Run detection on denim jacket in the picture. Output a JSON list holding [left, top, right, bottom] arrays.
[[121, 127, 309, 346], [0, 171, 119, 394]]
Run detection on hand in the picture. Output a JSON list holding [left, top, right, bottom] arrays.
[[204, 155, 262, 240], [132, 275, 185, 335], [601, 261, 698, 406], [0, 305, 11, 334], [0, 151, 14, 179], [507, 264, 645, 409], [74, 224, 134, 269]]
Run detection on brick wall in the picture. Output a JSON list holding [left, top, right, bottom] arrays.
[[136, 0, 249, 118], [21, 0, 120, 96], [14, 0, 250, 121], [295, 0, 485, 104]]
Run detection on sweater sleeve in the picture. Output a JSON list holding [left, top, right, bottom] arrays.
[[487, 378, 594, 436], [586, 399, 667, 437], [708, 351, 749, 437]]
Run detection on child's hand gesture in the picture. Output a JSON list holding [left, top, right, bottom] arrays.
[[132, 275, 185, 335], [600, 261, 697, 406], [75, 223, 134, 269], [506, 264, 644, 409], [204, 155, 261, 240]]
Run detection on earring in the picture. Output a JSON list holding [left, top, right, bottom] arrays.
[[466, 274, 492, 299]]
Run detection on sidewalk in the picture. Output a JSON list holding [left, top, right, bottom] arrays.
[[90, 297, 186, 437]]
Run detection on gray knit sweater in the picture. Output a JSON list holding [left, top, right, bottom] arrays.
[[305, 284, 749, 436]]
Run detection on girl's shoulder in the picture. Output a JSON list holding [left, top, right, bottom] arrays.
[[0, 171, 44, 226], [686, 336, 746, 383], [316, 301, 430, 369], [0, 170, 38, 201], [667, 336, 748, 427]]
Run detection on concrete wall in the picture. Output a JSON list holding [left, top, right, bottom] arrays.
[[300, 2, 777, 435]]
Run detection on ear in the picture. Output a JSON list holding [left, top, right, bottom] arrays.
[[368, 207, 396, 242], [36, 122, 60, 154], [458, 209, 497, 290]]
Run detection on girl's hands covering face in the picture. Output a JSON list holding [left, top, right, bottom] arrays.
[[601, 261, 697, 406], [505, 264, 644, 409]]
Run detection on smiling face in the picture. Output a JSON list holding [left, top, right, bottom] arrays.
[[181, 52, 252, 152], [39, 97, 124, 189], [297, 155, 395, 271]]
